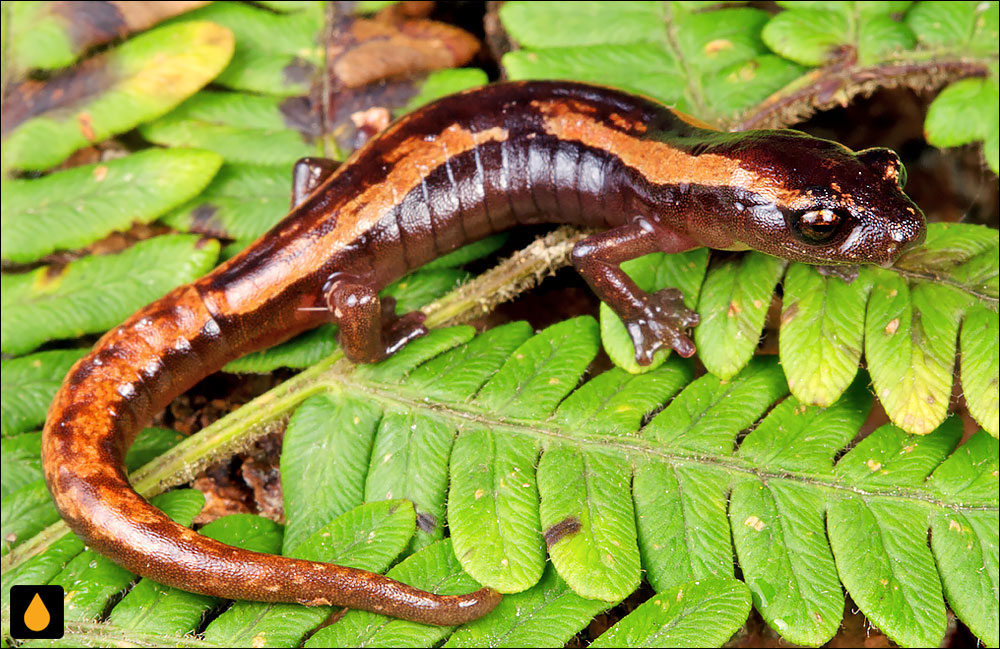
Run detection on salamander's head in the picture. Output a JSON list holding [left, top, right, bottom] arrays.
[[722, 131, 926, 267]]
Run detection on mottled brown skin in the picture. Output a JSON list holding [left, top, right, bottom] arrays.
[[43, 81, 925, 624]]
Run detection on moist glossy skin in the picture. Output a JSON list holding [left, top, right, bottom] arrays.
[[42, 81, 926, 625]]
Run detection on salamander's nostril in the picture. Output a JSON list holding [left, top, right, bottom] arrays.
[[896, 225, 926, 257], [907, 225, 927, 250], [881, 222, 925, 268], [889, 216, 926, 256], [877, 224, 918, 268]]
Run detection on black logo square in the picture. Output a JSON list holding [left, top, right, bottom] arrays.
[[9, 585, 64, 639]]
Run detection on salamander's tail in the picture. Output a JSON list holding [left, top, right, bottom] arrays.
[[42, 283, 500, 626]]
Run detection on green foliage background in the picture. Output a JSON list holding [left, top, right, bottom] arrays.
[[1, 1, 997, 648]]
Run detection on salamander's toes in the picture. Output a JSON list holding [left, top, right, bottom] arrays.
[[382, 310, 428, 357], [622, 288, 699, 365]]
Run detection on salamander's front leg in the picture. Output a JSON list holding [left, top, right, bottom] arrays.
[[572, 220, 700, 364], [327, 277, 428, 363], [292, 157, 340, 209]]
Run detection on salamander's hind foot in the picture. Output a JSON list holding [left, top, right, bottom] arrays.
[[624, 288, 699, 365], [329, 282, 427, 364], [379, 297, 428, 357]]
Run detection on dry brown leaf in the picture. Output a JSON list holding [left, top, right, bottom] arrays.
[[329, 17, 479, 88]]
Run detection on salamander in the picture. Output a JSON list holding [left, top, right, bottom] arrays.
[[42, 81, 926, 625]]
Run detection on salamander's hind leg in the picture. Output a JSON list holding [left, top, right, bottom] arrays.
[[327, 280, 427, 364], [572, 220, 700, 364]]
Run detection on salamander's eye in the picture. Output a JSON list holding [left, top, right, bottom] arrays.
[[791, 208, 845, 244]]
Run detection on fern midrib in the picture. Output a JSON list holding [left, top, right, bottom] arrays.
[[479, 427, 513, 574], [335, 376, 997, 513], [228, 600, 294, 644], [892, 267, 999, 306], [816, 274, 865, 366], [0, 377, 65, 394], [768, 486, 826, 627], [579, 451, 614, 582], [673, 463, 699, 583], [490, 340, 564, 413], [865, 501, 928, 630], [11, 257, 207, 309], [481, 580, 585, 645], [114, 587, 179, 633], [660, 3, 706, 117], [560, 377, 637, 429], [661, 373, 758, 449], [638, 598, 709, 647], [347, 567, 471, 644]]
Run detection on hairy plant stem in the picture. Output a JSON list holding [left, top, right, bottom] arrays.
[[0, 613, 217, 648], [731, 57, 991, 131], [423, 226, 590, 327]]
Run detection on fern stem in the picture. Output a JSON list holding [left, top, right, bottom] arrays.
[[339, 378, 998, 514], [422, 226, 590, 328]]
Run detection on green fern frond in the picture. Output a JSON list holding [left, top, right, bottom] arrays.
[[5, 320, 996, 647], [602, 223, 999, 437]]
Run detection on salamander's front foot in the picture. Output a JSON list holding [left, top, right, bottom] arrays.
[[623, 288, 699, 365]]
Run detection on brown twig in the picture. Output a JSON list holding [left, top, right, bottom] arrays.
[[731, 58, 991, 131]]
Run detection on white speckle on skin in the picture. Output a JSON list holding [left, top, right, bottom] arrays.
[[144, 359, 161, 378], [202, 319, 222, 338]]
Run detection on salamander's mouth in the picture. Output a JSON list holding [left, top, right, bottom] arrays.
[[877, 241, 908, 268], [878, 217, 927, 267]]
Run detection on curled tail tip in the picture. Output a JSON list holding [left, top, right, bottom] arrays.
[[468, 586, 503, 613], [434, 586, 503, 626], [392, 586, 502, 626]]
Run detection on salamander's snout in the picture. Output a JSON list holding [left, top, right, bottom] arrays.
[[877, 210, 926, 267], [905, 222, 927, 250], [852, 147, 927, 267]]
